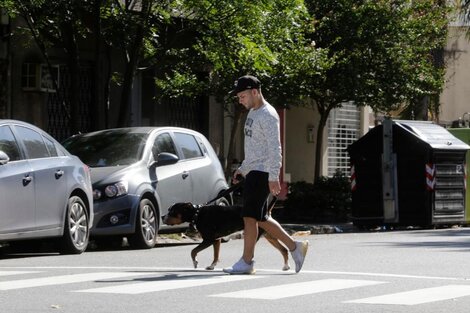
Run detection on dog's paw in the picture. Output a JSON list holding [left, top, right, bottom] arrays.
[[193, 260, 198, 269], [282, 264, 291, 271]]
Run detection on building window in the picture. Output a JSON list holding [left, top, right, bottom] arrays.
[[327, 102, 360, 176], [21, 63, 59, 92], [21, 63, 38, 90]]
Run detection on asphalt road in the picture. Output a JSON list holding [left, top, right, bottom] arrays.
[[1, 226, 470, 313]]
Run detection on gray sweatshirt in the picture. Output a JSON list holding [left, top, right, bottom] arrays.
[[239, 101, 282, 181]]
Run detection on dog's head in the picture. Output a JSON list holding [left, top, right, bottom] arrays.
[[162, 202, 196, 225]]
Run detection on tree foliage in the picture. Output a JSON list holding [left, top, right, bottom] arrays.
[[151, 0, 323, 175], [456, 0, 470, 27], [152, 0, 319, 104], [304, 0, 448, 111], [301, 0, 449, 180]]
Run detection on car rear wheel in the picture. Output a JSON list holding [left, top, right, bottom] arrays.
[[128, 198, 158, 249], [60, 196, 89, 254]]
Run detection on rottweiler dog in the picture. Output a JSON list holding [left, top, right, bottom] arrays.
[[162, 202, 290, 271]]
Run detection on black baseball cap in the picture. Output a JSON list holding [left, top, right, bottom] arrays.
[[231, 75, 261, 95]]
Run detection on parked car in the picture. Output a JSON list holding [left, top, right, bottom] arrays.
[[62, 127, 230, 249], [0, 120, 93, 254]]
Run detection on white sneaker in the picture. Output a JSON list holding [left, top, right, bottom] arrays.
[[291, 240, 309, 273], [223, 258, 255, 275]]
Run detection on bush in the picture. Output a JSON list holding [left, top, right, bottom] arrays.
[[282, 171, 351, 223]]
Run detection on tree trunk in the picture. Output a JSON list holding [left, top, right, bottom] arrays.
[[91, 0, 104, 131], [117, 0, 150, 127], [224, 104, 247, 178], [313, 101, 333, 183], [63, 22, 80, 135]]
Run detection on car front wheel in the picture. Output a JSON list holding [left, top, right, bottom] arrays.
[[60, 196, 89, 254], [128, 198, 158, 249]]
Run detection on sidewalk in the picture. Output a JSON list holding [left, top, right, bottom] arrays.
[[281, 222, 355, 235], [157, 222, 354, 245]]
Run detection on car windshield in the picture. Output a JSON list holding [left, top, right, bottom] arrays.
[[63, 129, 149, 167]]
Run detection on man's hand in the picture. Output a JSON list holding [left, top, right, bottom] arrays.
[[232, 170, 244, 184], [269, 180, 281, 196]]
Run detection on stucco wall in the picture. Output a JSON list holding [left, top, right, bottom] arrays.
[[285, 105, 318, 183], [441, 26, 470, 124]]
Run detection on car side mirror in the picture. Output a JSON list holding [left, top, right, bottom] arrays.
[[0, 151, 10, 165], [155, 152, 179, 167]]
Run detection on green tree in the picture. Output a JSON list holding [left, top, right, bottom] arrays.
[[101, 0, 164, 127], [300, 0, 449, 181], [152, 0, 328, 176], [457, 0, 470, 26]]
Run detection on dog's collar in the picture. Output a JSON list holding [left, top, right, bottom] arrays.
[[189, 205, 202, 231]]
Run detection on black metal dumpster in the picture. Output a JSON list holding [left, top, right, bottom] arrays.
[[348, 119, 470, 227]]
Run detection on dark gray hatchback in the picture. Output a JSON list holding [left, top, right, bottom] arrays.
[[63, 127, 230, 249]]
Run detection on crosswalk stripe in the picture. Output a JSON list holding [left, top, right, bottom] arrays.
[[346, 285, 470, 305], [210, 279, 386, 300], [0, 271, 40, 277], [0, 272, 148, 290], [3, 267, 470, 306], [75, 274, 261, 294]]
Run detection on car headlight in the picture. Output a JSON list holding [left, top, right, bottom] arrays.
[[96, 181, 129, 199], [93, 189, 102, 200]]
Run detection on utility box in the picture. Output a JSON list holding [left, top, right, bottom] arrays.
[[448, 128, 470, 223], [348, 119, 470, 227]]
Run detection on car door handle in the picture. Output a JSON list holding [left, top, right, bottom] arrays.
[[182, 171, 189, 180], [23, 175, 32, 186], [55, 170, 64, 179]]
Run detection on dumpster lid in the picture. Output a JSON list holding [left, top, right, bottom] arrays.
[[394, 120, 470, 150]]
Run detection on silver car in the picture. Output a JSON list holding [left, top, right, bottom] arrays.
[[0, 120, 93, 254], [62, 127, 230, 249]]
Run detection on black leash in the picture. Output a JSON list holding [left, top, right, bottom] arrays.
[[267, 196, 278, 212], [189, 175, 245, 232], [204, 175, 245, 205], [205, 175, 280, 209]]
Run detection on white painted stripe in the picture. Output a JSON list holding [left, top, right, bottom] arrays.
[[0, 267, 467, 282], [75, 275, 260, 294], [347, 285, 470, 305], [0, 271, 40, 277], [308, 270, 469, 281], [211, 279, 386, 300], [0, 272, 147, 290]]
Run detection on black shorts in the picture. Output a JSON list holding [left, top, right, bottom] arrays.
[[242, 171, 270, 221]]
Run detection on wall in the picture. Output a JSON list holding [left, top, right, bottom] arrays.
[[441, 26, 470, 124], [285, 105, 318, 183]]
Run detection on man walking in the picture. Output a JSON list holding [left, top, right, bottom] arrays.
[[223, 75, 309, 275]]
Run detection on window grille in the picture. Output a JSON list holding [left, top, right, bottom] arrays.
[[47, 65, 91, 141], [327, 102, 361, 176], [159, 96, 204, 132]]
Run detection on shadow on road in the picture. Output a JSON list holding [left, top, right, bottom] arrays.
[[363, 226, 470, 251]]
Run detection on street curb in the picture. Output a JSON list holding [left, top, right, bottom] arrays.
[[156, 223, 353, 245]]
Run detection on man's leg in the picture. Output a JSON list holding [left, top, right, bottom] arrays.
[[242, 217, 258, 263], [259, 217, 309, 273], [258, 217, 295, 250], [222, 217, 258, 275], [223, 171, 268, 274]]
